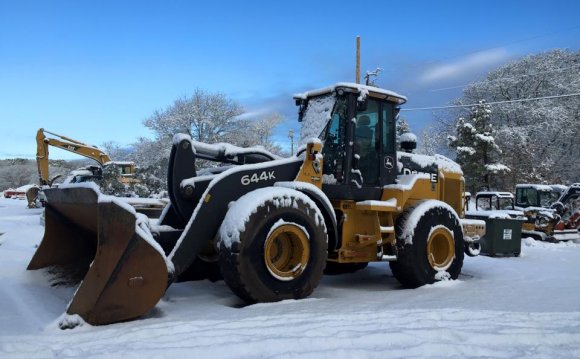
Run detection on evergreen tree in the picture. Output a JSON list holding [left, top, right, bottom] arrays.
[[451, 49, 580, 186], [97, 165, 127, 196], [448, 100, 509, 193]]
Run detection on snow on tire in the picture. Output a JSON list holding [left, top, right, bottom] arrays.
[[217, 187, 327, 303], [390, 200, 465, 288]]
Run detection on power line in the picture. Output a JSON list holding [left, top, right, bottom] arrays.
[[401, 92, 580, 112], [428, 64, 580, 92]]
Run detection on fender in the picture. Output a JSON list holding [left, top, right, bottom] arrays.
[[275, 181, 339, 252], [167, 156, 303, 277]]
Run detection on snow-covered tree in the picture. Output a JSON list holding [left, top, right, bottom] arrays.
[[0, 159, 75, 189], [237, 113, 283, 154], [100, 141, 133, 162], [144, 89, 246, 145], [0, 160, 37, 189], [129, 137, 170, 182], [128, 89, 284, 193], [396, 117, 411, 138], [448, 100, 509, 193], [128, 166, 167, 198], [453, 49, 580, 187], [97, 165, 126, 196], [417, 125, 439, 156]]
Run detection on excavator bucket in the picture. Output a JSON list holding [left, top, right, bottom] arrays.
[[28, 186, 169, 326]]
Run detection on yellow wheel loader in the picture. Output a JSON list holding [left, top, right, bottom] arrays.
[[28, 83, 484, 327]]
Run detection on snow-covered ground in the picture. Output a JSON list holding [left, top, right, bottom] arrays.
[[1, 197, 580, 358]]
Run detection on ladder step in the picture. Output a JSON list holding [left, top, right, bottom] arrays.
[[381, 254, 397, 261], [355, 199, 398, 212], [380, 226, 394, 233]]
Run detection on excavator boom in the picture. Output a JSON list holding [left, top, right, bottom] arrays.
[[27, 128, 137, 207], [35, 128, 112, 186]]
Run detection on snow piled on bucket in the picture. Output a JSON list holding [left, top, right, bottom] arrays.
[[218, 187, 326, 249], [96, 189, 173, 272]]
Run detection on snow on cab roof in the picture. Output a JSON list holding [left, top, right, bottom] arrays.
[[515, 184, 554, 191], [293, 82, 407, 104], [476, 191, 514, 198]]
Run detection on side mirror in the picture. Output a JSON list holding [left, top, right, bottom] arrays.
[[400, 132, 417, 153]]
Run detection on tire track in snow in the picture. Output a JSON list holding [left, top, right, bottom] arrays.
[[2, 309, 580, 358]]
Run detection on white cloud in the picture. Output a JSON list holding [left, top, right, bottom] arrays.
[[234, 109, 272, 121], [420, 48, 511, 83]]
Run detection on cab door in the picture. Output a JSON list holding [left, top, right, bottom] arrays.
[[379, 102, 398, 186], [321, 93, 397, 201], [353, 98, 398, 188]]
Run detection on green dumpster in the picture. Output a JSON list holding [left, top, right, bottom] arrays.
[[465, 214, 523, 257]]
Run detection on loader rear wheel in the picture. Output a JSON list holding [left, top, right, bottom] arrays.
[[389, 202, 464, 288], [218, 190, 327, 303]]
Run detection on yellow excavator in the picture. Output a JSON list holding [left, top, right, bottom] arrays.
[[26, 128, 136, 207]]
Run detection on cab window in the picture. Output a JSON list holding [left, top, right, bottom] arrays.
[[354, 99, 380, 186], [382, 104, 395, 154], [321, 96, 348, 184]]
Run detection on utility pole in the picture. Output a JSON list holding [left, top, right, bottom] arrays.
[[288, 129, 294, 155], [356, 36, 361, 84]]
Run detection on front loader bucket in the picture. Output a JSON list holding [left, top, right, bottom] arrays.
[[28, 186, 169, 326]]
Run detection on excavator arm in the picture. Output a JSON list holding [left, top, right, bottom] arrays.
[[35, 128, 112, 185]]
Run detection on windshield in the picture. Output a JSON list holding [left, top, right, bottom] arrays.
[[300, 94, 336, 145], [320, 96, 348, 185], [539, 191, 558, 207], [498, 197, 514, 210]]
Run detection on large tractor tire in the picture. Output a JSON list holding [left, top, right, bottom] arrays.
[[218, 188, 327, 303], [390, 201, 464, 288]]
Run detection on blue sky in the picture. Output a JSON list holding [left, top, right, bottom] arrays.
[[1, 0, 579, 159]]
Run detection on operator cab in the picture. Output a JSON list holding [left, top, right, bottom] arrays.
[[515, 184, 560, 208], [295, 83, 407, 201], [476, 191, 516, 211]]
